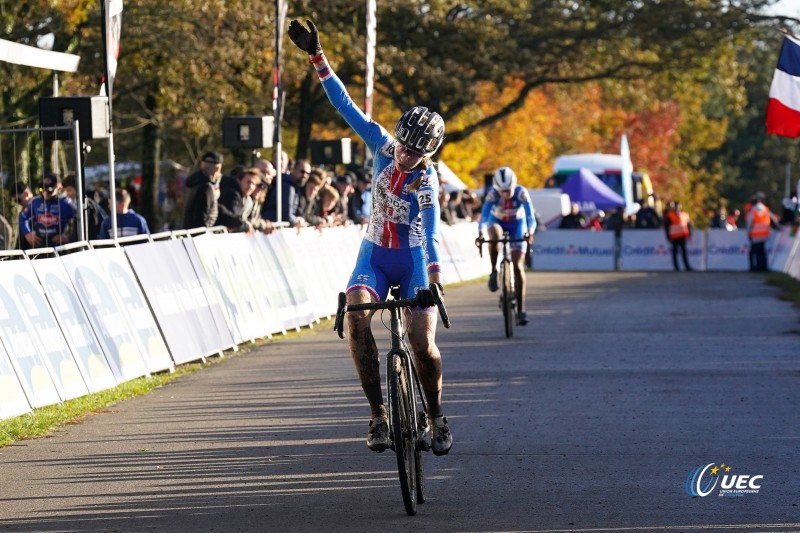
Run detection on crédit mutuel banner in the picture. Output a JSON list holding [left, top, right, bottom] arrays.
[[532, 230, 615, 271]]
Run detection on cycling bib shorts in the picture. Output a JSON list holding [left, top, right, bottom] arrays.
[[347, 240, 431, 306], [486, 215, 527, 251]]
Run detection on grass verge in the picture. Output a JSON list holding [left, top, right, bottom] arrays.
[[766, 272, 800, 308], [0, 318, 333, 448]]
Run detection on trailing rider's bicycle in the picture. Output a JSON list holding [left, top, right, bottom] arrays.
[[334, 283, 450, 516], [476, 233, 530, 338]]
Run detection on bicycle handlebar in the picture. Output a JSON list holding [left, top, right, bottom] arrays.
[[334, 283, 450, 338], [475, 234, 531, 257]]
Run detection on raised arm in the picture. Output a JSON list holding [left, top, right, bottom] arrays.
[[288, 19, 388, 152]]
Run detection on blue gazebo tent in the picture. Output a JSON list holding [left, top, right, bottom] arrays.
[[560, 167, 625, 212]]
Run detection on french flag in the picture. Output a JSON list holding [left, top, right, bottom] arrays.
[[766, 35, 800, 138]]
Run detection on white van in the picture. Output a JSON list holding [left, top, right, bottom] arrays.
[[546, 152, 654, 215]]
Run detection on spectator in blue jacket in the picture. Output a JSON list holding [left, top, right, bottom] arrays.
[[262, 165, 301, 227], [19, 173, 75, 248], [98, 189, 149, 238]]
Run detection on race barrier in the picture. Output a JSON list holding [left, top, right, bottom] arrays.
[[532, 230, 616, 271], [1, 220, 798, 421]]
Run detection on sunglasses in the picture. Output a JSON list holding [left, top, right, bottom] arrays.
[[397, 144, 424, 158]]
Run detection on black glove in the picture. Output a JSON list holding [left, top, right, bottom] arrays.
[[288, 19, 321, 55], [416, 289, 435, 309]]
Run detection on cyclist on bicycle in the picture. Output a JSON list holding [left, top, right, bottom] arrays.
[[477, 166, 536, 325], [288, 19, 452, 456]]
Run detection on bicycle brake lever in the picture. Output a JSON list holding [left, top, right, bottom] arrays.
[[334, 292, 346, 339], [430, 283, 451, 328]]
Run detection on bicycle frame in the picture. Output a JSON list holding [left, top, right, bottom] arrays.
[[384, 300, 427, 452]]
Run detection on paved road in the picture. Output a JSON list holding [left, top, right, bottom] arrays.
[[1, 272, 798, 532]]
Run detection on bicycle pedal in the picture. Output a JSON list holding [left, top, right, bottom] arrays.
[[417, 414, 432, 451], [417, 430, 432, 451]]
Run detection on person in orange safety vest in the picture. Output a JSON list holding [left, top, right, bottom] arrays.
[[746, 193, 778, 272], [664, 200, 693, 271]]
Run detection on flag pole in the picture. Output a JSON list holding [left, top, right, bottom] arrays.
[[273, 0, 287, 224], [100, 0, 116, 238], [365, 0, 376, 119], [101, 0, 122, 239], [365, 0, 376, 163]]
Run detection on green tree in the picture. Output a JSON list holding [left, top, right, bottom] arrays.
[[0, 0, 94, 183]]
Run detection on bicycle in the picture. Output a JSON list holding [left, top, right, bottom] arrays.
[[476, 233, 530, 338], [334, 283, 451, 516]]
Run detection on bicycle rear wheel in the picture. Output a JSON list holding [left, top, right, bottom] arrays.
[[389, 352, 417, 515], [501, 261, 514, 338]]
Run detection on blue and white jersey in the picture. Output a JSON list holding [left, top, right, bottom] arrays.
[[313, 53, 441, 274], [478, 185, 536, 234]]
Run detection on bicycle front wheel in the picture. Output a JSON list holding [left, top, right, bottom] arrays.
[[415, 410, 426, 504], [389, 352, 417, 516], [501, 261, 514, 338]]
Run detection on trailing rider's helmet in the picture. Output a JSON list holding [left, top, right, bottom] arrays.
[[493, 166, 517, 192], [394, 106, 445, 156]]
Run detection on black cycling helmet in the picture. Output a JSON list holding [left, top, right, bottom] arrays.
[[394, 106, 445, 156]]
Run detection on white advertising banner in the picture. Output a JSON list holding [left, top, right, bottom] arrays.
[[286, 227, 339, 318], [192, 233, 273, 341], [619, 230, 673, 271], [706, 230, 751, 271], [620, 230, 706, 271], [31, 257, 120, 390], [253, 233, 305, 330], [191, 234, 247, 343], [187, 235, 245, 343], [164, 238, 236, 354], [532, 231, 615, 271], [267, 230, 317, 324], [181, 237, 238, 351], [252, 233, 304, 331], [0, 343, 30, 420], [435, 224, 462, 283], [322, 226, 360, 293], [94, 247, 174, 373], [125, 240, 227, 363], [231, 233, 286, 336], [787, 238, 800, 280], [768, 226, 797, 272], [0, 262, 61, 408], [441, 222, 488, 283], [60, 249, 150, 381], [297, 226, 356, 317], [1, 259, 89, 401]]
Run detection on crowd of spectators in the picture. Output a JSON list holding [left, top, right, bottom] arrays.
[[3, 152, 799, 257], [178, 151, 375, 235]]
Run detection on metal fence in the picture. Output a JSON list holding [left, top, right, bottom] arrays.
[[0, 121, 87, 247]]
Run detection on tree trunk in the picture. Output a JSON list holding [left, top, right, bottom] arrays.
[[140, 85, 161, 230], [296, 71, 314, 160]]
